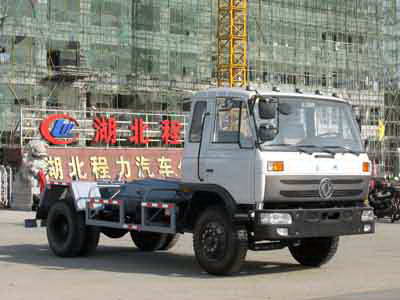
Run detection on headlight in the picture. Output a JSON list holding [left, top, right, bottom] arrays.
[[361, 210, 374, 222], [260, 213, 292, 225]]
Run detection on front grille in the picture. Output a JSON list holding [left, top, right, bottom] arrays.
[[280, 189, 363, 198], [333, 190, 364, 197], [280, 179, 363, 185]]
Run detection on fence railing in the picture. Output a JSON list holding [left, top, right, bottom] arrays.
[[0, 165, 13, 208]]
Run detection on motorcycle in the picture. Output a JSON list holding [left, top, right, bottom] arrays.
[[368, 177, 400, 223]]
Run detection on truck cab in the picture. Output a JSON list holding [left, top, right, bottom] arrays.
[[37, 87, 374, 276], [183, 88, 370, 209]]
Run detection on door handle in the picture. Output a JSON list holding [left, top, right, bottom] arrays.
[[206, 169, 214, 173]]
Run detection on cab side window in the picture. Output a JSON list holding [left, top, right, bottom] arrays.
[[189, 101, 207, 143], [213, 98, 241, 143]]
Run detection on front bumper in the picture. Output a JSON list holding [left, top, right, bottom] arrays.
[[253, 207, 375, 240]]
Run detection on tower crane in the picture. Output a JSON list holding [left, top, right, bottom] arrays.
[[217, 0, 248, 88]]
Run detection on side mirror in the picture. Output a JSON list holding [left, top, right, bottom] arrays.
[[258, 124, 278, 142], [259, 100, 277, 120]]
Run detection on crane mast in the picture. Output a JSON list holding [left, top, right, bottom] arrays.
[[217, 0, 248, 88]]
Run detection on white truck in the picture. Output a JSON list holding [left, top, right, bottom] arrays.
[[35, 87, 375, 275]]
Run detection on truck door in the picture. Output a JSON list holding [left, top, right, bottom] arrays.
[[203, 97, 255, 204], [182, 99, 210, 182]]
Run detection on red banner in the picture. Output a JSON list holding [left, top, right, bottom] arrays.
[[47, 148, 183, 182]]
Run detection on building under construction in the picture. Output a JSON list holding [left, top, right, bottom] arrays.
[[0, 0, 399, 174]]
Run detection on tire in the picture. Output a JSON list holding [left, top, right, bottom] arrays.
[[158, 234, 180, 251], [130, 231, 168, 251], [101, 228, 127, 239], [80, 225, 100, 256], [46, 201, 86, 257], [193, 207, 248, 276], [289, 237, 339, 267]]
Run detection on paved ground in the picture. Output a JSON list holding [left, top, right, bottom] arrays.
[[0, 210, 399, 300]]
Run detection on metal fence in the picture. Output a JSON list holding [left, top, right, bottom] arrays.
[[20, 107, 188, 148], [0, 165, 12, 208]]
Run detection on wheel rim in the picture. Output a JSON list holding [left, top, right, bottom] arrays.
[[51, 213, 70, 244], [200, 221, 226, 261]]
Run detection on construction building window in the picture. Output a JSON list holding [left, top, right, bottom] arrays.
[[279, 73, 296, 85], [169, 52, 197, 80], [322, 74, 327, 87], [112, 94, 135, 110], [91, 0, 122, 27], [332, 72, 338, 88], [367, 107, 380, 126], [134, 2, 160, 32], [90, 44, 131, 74], [133, 48, 160, 76], [47, 40, 79, 70], [304, 72, 310, 86], [49, 0, 80, 23], [118, 47, 131, 74], [90, 44, 119, 71], [11, 36, 35, 66], [88, 93, 113, 110], [3, 0, 38, 18], [170, 7, 194, 35]]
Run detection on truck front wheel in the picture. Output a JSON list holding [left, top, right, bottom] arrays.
[[288, 237, 339, 267], [193, 207, 248, 275], [130, 231, 168, 251]]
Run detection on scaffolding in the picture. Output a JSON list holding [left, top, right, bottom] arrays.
[[0, 0, 399, 174]]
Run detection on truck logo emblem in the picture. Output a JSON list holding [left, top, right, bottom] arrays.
[[319, 178, 334, 199], [40, 114, 80, 145]]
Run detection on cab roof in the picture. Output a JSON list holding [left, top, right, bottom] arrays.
[[193, 87, 350, 104]]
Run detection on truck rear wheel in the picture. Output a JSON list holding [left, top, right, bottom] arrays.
[[193, 207, 248, 275], [289, 237, 339, 267], [47, 201, 87, 257], [130, 231, 168, 251], [158, 234, 180, 251]]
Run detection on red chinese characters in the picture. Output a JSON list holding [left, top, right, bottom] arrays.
[[90, 116, 182, 146], [161, 120, 182, 145], [129, 118, 149, 145], [93, 116, 117, 145]]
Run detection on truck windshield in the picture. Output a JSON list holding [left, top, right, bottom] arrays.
[[258, 97, 363, 153]]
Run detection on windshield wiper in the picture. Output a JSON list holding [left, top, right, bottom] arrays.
[[323, 146, 360, 156], [297, 144, 336, 156], [268, 144, 313, 155]]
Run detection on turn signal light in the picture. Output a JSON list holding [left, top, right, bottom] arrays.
[[268, 161, 284, 172], [363, 162, 370, 173]]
